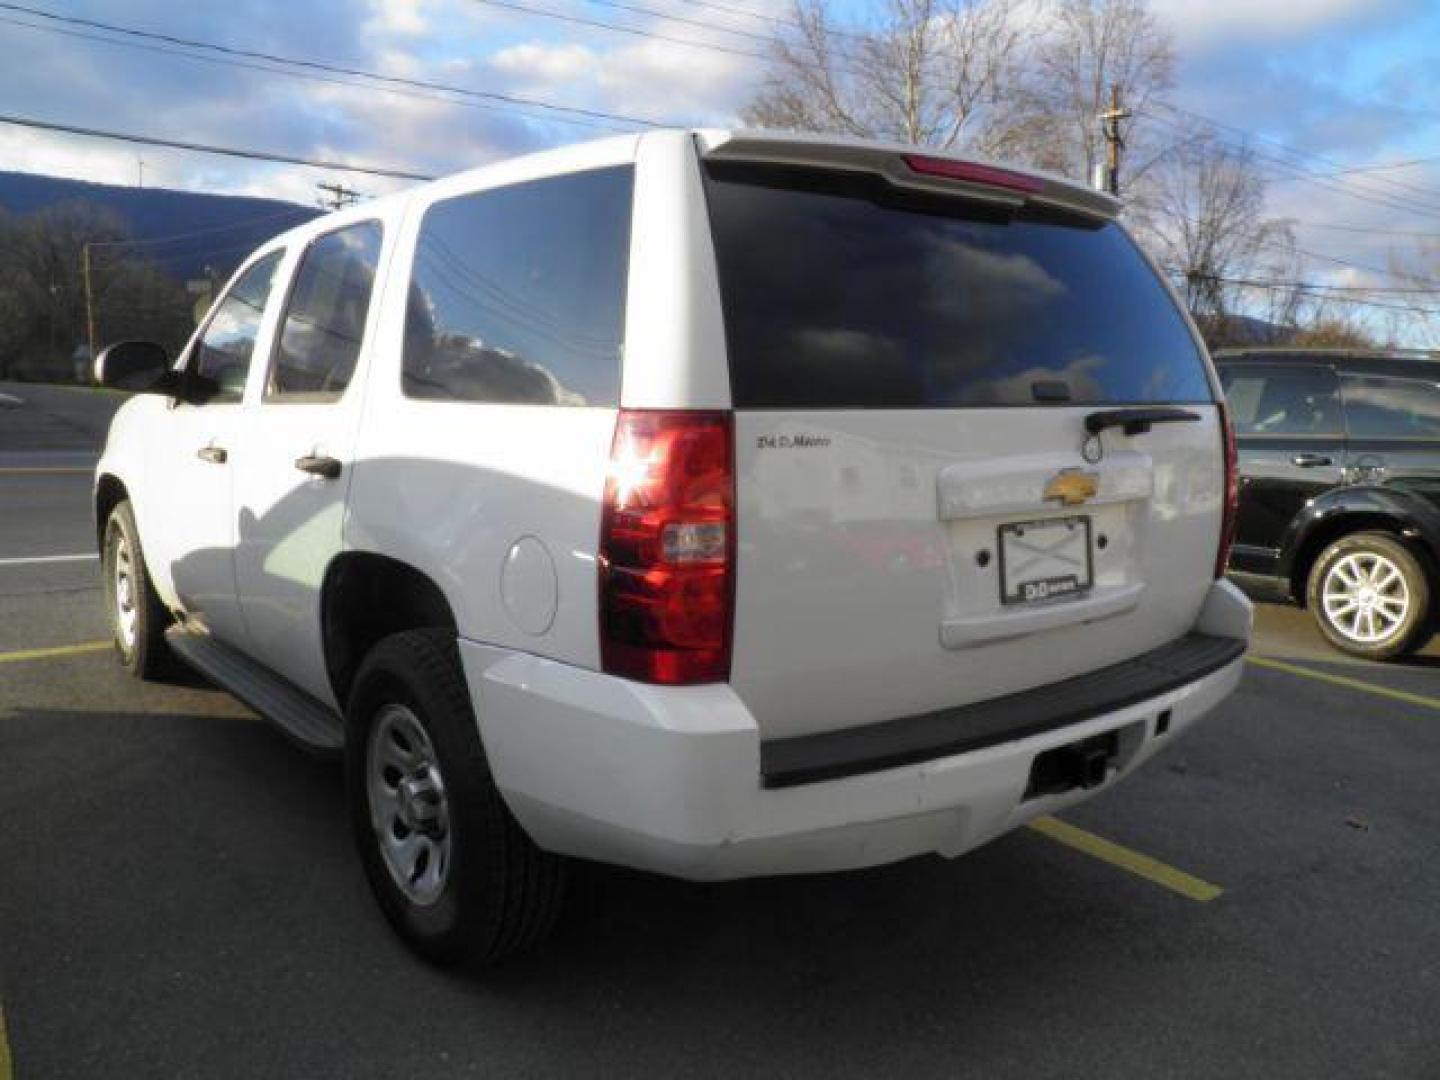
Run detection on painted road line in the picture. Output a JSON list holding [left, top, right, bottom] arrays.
[[0, 554, 98, 567], [1028, 815, 1223, 903], [1248, 654, 1440, 712], [0, 640, 110, 665], [0, 1004, 12, 1080]]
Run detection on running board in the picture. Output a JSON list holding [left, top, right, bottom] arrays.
[[165, 627, 344, 752]]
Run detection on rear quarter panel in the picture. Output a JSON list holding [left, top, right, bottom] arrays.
[[344, 136, 640, 667]]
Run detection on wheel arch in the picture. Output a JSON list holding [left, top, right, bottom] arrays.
[[94, 473, 130, 552], [321, 551, 460, 709], [1282, 489, 1440, 606]]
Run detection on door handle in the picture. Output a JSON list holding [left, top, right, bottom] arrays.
[[1291, 453, 1332, 467], [295, 454, 342, 480], [196, 445, 228, 465]]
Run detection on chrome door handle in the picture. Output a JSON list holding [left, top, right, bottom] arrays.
[[196, 445, 228, 465], [1291, 453, 1332, 467], [295, 454, 342, 480]]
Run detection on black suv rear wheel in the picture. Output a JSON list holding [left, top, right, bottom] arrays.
[[1306, 531, 1432, 660]]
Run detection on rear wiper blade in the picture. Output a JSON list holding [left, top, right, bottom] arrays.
[[1084, 407, 1201, 437]]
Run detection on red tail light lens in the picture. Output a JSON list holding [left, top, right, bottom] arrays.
[[901, 154, 1044, 194], [1216, 401, 1238, 578], [599, 410, 734, 684]]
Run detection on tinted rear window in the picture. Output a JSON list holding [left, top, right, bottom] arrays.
[[703, 164, 1212, 409]]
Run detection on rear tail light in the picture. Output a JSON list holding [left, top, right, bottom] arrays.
[[901, 154, 1045, 195], [599, 409, 734, 684], [1215, 401, 1238, 578]]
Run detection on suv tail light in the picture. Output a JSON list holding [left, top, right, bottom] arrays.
[[599, 410, 734, 684], [1215, 400, 1238, 578]]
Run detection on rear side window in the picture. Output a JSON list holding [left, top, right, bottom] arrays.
[[268, 221, 383, 400], [1343, 373, 1440, 439], [402, 166, 633, 407], [702, 164, 1212, 409], [1219, 365, 1342, 436]]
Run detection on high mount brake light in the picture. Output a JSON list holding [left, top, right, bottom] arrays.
[[599, 409, 735, 685], [900, 154, 1045, 195], [1216, 401, 1238, 579]]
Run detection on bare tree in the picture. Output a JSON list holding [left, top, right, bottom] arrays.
[[743, 0, 1028, 153], [1129, 134, 1293, 342], [0, 201, 192, 381], [1005, 0, 1174, 183]]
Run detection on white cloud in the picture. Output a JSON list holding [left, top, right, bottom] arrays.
[[365, 0, 429, 37], [492, 43, 599, 83], [1151, 0, 1387, 47]]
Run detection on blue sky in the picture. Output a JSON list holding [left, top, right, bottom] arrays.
[[3, 0, 1440, 325]]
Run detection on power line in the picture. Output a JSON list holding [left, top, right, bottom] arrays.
[[86, 206, 316, 249], [1133, 109, 1440, 222], [1168, 270, 1440, 317], [0, 13, 632, 135], [1147, 100, 1440, 208], [466, 0, 771, 60], [0, 112, 435, 180], [0, 2, 660, 131]]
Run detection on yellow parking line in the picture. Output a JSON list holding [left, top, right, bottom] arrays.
[[0, 1004, 12, 1080], [1247, 654, 1440, 712], [0, 640, 110, 665], [1028, 815, 1223, 903]]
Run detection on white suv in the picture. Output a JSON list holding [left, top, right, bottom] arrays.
[[94, 129, 1252, 965]]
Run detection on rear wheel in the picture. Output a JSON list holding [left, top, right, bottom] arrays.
[[102, 500, 171, 678], [345, 629, 566, 967], [1306, 531, 1432, 660]]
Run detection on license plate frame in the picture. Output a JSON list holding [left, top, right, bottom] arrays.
[[997, 515, 1094, 606]]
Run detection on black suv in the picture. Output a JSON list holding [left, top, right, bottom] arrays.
[[1215, 347, 1440, 660]]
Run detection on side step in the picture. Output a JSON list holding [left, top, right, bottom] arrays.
[[165, 626, 344, 752]]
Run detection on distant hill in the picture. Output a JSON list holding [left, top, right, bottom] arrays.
[[0, 170, 320, 281]]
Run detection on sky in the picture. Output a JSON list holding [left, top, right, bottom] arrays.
[[3, 0, 1440, 331]]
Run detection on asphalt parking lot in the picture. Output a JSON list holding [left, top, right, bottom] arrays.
[[1, 384, 1436, 1079]]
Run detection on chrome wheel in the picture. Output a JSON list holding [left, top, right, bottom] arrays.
[[367, 704, 451, 906], [1321, 551, 1410, 645], [112, 531, 139, 651]]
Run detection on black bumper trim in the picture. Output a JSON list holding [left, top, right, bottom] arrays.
[[759, 632, 1246, 789]]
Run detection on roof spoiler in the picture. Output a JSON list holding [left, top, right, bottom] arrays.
[[695, 129, 1119, 223]]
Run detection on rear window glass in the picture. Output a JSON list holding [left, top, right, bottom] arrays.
[[402, 166, 633, 407], [702, 164, 1213, 409]]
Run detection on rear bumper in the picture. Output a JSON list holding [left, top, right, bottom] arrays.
[[461, 579, 1252, 881]]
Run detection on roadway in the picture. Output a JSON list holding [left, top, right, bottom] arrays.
[[0, 383, 1435, 1078]]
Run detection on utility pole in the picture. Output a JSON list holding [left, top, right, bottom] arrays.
[[82, 243, 98, 377], [1094, 84, 1131, 196], [316, 181, 363, 211]]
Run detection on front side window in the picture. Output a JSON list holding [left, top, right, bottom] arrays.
[[190, 251, 282, 404], [1343, 374, 1440, 439], [267, 221, 384, 400], [402, 166, 633, 406], [1219, 365, 1342, 436]]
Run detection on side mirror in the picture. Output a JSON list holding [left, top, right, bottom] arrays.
[[94, 341, 174, 393]]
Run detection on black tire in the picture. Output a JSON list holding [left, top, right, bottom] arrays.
[[1306, 531, 1432, 660], [101, 499, 171, 679], [344, 629, 566, 967]]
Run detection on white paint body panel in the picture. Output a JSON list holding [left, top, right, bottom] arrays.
[[94, 127, 1251, 882], [461, 576, 1248, 879], [728, 408, 1225, 739]]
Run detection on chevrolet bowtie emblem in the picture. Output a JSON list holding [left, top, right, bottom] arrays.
[[1043, 469, 1099, 507]]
